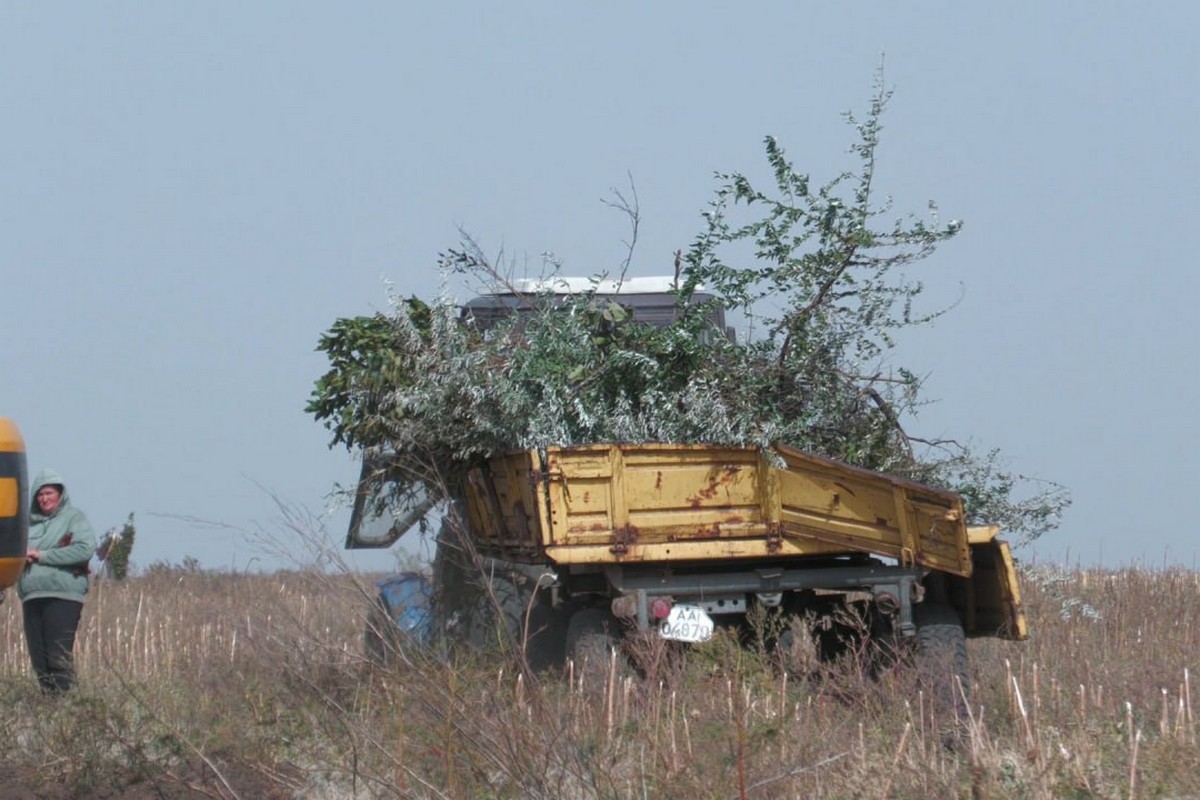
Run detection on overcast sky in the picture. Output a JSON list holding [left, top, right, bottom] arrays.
[[3, 3, 1197, 572]]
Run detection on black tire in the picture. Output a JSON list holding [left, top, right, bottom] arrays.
[[913, 602, 970, 721], [460, 565, 525, 649], [432, 517, 565, 669], [431, 513, 472, 629], [520, 586, 570, 671], [565, 607, 622, 678], [464, 565, 561, 663]]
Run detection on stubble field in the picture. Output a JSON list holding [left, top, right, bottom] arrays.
[[0, 563, 1197, 799]]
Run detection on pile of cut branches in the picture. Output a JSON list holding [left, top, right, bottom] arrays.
[[308, 78, 1068, 546]]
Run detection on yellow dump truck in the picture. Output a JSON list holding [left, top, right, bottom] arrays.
[[351, 439, 1025, 695], [0, 418, 29, 593], [458, 442, 1024, 687], [346, 281, 1026, 698], [461, 442, 1024, 641]]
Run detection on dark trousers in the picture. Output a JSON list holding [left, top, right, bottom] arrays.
[[22, 597, 83, 693]]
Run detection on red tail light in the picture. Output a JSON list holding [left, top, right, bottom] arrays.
[[650, 597, 673, 620]]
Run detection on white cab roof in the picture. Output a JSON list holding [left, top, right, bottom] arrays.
[[510, 275, 683, 295]]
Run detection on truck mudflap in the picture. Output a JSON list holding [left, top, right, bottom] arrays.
[[944, 525, 1027, 640]]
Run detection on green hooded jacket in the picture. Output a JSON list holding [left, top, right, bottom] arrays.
[[18, 469, 95, 602]]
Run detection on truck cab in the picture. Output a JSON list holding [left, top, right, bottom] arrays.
[[460, 276, 732, 339]]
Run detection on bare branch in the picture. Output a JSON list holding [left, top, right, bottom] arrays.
[[601, 172, 640, 285]]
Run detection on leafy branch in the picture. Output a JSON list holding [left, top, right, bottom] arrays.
[[307, 70, 1069, 546]]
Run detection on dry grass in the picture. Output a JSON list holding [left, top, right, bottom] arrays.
[[1, 564, 1197, 799]]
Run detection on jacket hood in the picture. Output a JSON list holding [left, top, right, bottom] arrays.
[[30, 468, 70, 517]]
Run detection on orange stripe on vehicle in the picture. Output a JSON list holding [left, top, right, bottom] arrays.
[[0, 557, 22, 589], [0, 477, 17, 517]]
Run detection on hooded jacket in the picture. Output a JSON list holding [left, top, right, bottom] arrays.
[[18, 469, 95, 602]]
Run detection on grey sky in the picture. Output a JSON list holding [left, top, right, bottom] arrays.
[[3, 4, 1197, 571]]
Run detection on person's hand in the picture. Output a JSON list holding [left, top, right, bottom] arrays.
[[26, 549, 40, 563]]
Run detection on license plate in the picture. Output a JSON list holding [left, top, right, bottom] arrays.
[[659, 604, 714, 642]]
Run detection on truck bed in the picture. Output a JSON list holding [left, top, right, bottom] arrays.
[[464, 443, 972, 577]]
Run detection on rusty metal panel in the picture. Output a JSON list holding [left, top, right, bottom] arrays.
[[545, 445, 768, 551], [957, 537, 1028, 640], [543, 446, 618, 548], [464, 450, 544, 559], [543, 537, 850, 564], [468, 443, 972, 575], [772, 445, 971, 576]]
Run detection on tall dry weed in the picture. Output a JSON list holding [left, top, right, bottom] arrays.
[[0, 563, 1196, 798]]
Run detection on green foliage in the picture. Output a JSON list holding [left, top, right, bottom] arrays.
[[677, 76, 961, 472], [306, 299, 433, 450], [306, 73, 1069, 545], [99, 513, 135, 581]]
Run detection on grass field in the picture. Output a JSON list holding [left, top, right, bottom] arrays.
[[1, 563, 1196, 799]]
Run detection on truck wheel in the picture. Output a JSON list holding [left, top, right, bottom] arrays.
[[913, 602, 970, 721], [433, 529, 564, 669], [431, 520, 473, 646], [465, 566, 563, 669], [565, 607, 622, 679]]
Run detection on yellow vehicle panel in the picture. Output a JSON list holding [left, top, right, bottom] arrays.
[[953, 525, 1028, 640], [0, 418, 28, 590], [465, 443, 973, 577]]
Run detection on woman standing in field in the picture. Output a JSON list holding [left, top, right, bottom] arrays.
[[19, 469, 95, 693]]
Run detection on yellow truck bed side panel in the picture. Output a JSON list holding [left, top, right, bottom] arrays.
[[772, 445, 969, 574], [465, 443, 973, 576], [464, 450, 547, 560], [949, 538, 1028, 640]]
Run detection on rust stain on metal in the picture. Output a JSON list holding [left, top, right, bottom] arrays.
[[511, 502, 530, 541], [686, 464, 742, 508], [610, 524, 639, 555], [765, 522, 784, 554]]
